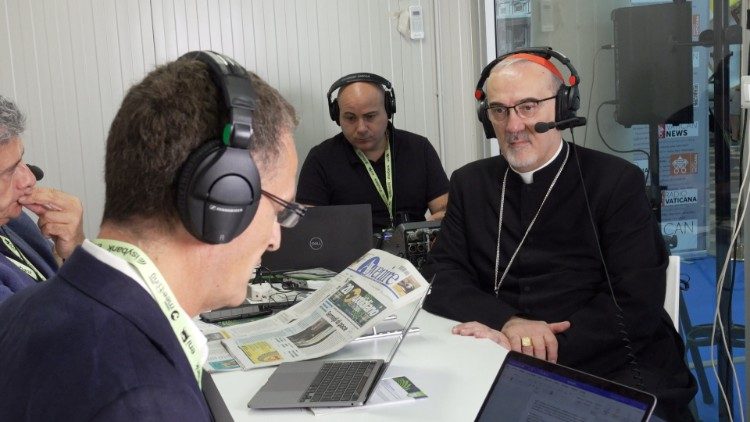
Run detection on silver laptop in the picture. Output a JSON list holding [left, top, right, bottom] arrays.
[[260, 204, 373, 273], [247, 278, 432, 409], [475, 351, 657, 422]]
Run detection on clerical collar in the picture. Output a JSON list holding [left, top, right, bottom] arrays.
[[511, 140, 564, 184]]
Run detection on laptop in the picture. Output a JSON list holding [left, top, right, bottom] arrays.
[[475, 351, 657, 422], [261, 204, 373, 273], [247, 278, 432, 409]]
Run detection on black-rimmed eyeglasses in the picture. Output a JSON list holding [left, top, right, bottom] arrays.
[[261, 190, 307, 228], [486, 95, 556, 123]]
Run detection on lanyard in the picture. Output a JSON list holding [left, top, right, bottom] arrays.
[[93, 238, 203, 387], [355, 140, 393, 225], [0, 233, 45, 281]]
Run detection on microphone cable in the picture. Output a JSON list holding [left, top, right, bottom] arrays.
[[569, 129, 646, 391]]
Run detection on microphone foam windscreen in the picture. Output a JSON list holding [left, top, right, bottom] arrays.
[[28, 165, 44, 181]]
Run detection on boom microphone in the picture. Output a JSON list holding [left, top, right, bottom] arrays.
[[28, 165, 44, 181], [534, 117, 587, 134]]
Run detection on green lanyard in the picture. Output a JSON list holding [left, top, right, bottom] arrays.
[[0, 234, 45, 281], [93, 239, 204, 387], [355, 141, 393, 225]]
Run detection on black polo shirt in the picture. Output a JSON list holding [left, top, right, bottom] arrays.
[[296, 126, 449, 232]]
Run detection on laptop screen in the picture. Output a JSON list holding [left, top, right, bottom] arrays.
[[475, 351, 655, 422], [261, 204, 373, 272]]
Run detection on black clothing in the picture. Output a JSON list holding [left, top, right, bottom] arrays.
[[296, 126, 449, 232], [423, 142, 696, 421]]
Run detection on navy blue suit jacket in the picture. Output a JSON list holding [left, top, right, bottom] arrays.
[[0, 246, 212, 421], [0, 212, 58, 303]]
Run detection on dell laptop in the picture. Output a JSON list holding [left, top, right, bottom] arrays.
[[475, 351, 657, 422], [247, 278, 432, 409], [260, 204, 372, 273]]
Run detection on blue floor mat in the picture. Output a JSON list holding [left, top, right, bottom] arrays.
[[681, 256, 746, 422]]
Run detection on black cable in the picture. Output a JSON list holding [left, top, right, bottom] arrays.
[[596, 101, 651, 160], [569, 130, 646, 390], [583, 47, 607, 147]]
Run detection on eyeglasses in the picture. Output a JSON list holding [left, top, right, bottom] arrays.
[[261, 190, 307, 228], [486, 95, 556, 123]]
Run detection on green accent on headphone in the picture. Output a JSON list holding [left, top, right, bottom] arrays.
[[222, 124, 232, 146]]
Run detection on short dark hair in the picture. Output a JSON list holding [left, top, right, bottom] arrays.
[[102, 58, 297, 230]]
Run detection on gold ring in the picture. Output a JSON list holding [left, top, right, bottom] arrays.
[[521, 337, 532, 347]]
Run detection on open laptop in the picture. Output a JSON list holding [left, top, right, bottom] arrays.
[[247, 278, 432, 409], [260, 204, 372, 273], [475, 351, 657, 422]]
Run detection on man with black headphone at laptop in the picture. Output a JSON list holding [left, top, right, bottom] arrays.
[[296, 73, 449, 233], [0, 51, 302, 420], [422, 47, 696, 421]]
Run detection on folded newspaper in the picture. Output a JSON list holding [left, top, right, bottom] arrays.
[[202, 249, 429, 371], [309, 376, 428, 415]]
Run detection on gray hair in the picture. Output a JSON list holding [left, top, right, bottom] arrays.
[[0, 95, 26, 144]]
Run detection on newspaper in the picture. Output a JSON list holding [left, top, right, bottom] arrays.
[[310, 376, 428, 415], [211, 249, 428, 370]]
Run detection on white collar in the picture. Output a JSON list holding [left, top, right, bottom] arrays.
[[81, 239, 208, 365], [511, 140, 564, 184]]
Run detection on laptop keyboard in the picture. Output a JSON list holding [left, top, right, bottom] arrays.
[[299, 361, 378, 403]]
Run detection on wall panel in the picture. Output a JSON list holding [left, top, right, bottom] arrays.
[[0, 0, 483, 237]]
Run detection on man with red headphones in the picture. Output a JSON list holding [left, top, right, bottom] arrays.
[[296, 73, 449, 233], [422, 48, 696, 421]]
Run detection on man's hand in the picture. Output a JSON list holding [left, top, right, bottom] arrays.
[[501, 316, 571, 363], [452, 321, 511, 349], [19, 187, 84, 260]]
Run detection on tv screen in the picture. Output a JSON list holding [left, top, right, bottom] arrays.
[[612, 2, 694, 127]]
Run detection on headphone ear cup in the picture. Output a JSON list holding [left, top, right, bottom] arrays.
[[555, 85, 572, 121], [329, 98, 340, 125], [385, 92, 396, 118], [555, 84, 581, 121], [477, 101, 496, 139], [568, 84, 580, 114], [176, 139, 261, 244]]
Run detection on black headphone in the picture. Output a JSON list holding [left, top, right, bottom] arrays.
[[175, 51, 261, 244], [327, 73, 396, 125], [475, 47, 581, 138]]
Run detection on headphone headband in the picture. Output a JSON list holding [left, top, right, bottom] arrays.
[[507, 53, 564, 82], [327, 72, 393, 99], [326, 72, 396, 124], [474, 46, 580, 101], [181, 51, 257, 149]]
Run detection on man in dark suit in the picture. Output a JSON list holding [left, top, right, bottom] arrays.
[[0, 95, 84, 303], [0, 52, 301, 420]]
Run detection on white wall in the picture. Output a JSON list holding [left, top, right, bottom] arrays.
[[0, 0, 485, 237]]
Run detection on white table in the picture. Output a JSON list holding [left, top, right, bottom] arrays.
[[211, 310, 509, 421]]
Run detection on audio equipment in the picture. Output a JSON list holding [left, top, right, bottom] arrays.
[[175, 51, 261, 244], [474, 46, 582, 138], [326, 73, 396, 125], [534, 116, 587, 134], [28, 165, 43, 181], [380, 220, 441, 270]]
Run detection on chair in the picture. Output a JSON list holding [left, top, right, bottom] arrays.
[[664, 256, 680, 329]]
